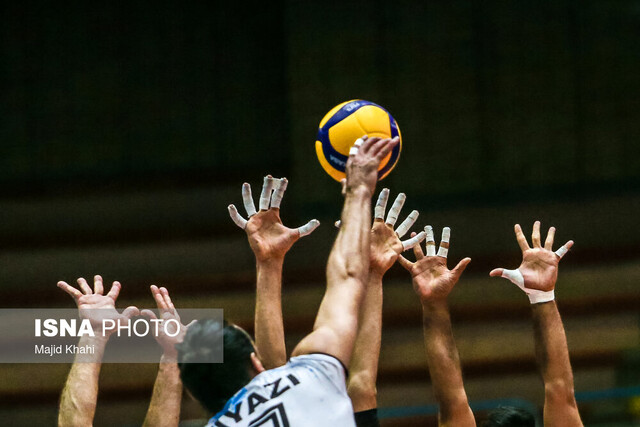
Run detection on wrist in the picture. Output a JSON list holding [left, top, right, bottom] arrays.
[[421, 298, 449, 313], [256, 257, 285, 270], [528, 290, 555, 304], [345, 184, 373, 198], [368, 270, 385, 282], [160, 352, 179, 364]]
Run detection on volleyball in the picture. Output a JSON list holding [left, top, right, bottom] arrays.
[[315, 99, 402, 181]]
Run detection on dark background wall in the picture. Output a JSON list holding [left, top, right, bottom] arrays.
[[0, 1, 639, 426]]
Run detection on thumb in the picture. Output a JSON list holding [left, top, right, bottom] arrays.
[[186, 319, 197, 329], [489, 268, 504, 278], [297, 219, 320, 237], [121, 306, 140, 319], [451, 257, 471, 280], [397, 254, 413, 271], [340, 179, 347, 196]]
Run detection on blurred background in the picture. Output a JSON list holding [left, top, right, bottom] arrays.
[[1, 1, 639, 425]]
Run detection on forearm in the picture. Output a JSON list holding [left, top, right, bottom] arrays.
[[58, 336, 108, 427], [143, 355, 183, 427], [328, 186, 372, 284], [348, 272, 383, 411], [292, 186, 372, 364], [532, 301, 582, 426], [422, 301, 474, 426], [254, 259, 287, 369]]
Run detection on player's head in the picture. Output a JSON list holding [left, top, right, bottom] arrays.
[[177, 319, 264, 414], [482, 407, 535, 427]]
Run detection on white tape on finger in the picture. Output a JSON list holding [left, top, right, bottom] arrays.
[[228, 205, 248, 229], [349, 146, 359, 156], [436, 227, 451, 258], [334, 220, 341, 229], [270, 178, 288, 209], [502, 268, 555, 304], [385, 193, 406, 226], [395, 210, 419, 238], [425, 225, 436, 256], [374, 188, 390, 220], [555, 245, 569, 259], [242, 183, 257, 217], [402, 230, 426, 251], [259, 176, 275, 210], [354, 138, 364, 147], [298, 219, 320, 237]]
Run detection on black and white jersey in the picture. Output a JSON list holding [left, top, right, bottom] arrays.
[[206, 354, 356, 427]]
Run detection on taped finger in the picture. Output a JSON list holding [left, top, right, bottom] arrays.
[[228, 204, 248, 229], [385, 193, 406, 226], [270, 178, 288, 209], [437, 227, 451, 258], [259, 175, 275, 211], [374, 188, 390, 220], [395, 210, 419, 238], [402, 230, 426, 251], [334, 220, 341, 229], [297, 219, 320, 237], [425, 225, 436, 256], [555, 240, 573, 259], [242, 183, 257, 217]]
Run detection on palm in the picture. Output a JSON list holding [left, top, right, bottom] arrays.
[[77, 294, 126, 330], [370, 221, 403, 274], [519, 248, 559, 292], [409, 258, 458, 301], [246, 210, 298, 261]]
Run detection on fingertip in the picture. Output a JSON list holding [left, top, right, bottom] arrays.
[[489, 268, 502, 277], [410, 231, 417, 237]]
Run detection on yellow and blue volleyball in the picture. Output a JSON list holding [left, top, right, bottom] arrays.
[[315, 99, 402, 182]]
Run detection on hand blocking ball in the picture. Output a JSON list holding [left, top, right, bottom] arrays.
[[315, 99, 402, 181]]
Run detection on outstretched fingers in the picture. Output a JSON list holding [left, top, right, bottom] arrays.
[[93, 275, 104, 295], [106, 281, 122, 300], [385, 193, 406, 226], [242, 182, 257, 217], [57, 281, 83, 299], [270, 178, 288, 209], [228, 204, 248, 229], [395, 210, 419, 238], [77, 278, 93, 295], [436, 227, 451, 258], [374, 188, 390, 220], [259, 175, 275, 211], [451, 257, 471, 280], [532, 221, 542, 248], [401, 230, 426, 251], [425, 225, 436, 256], [544, 226, 556, 250], [514, 224, 530, 252]]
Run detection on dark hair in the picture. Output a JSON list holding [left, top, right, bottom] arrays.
[[176, 319, 255, 414], [482, 407, 536, 427]]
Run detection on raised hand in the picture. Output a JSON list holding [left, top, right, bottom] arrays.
[[345, 136, 399, 195], [141, 285, 193, 360], [489, 221, 573, 303], [398, 227, 471, 303], [348, 188, 426, 276], [57, 275, 139, 336], [228, 176, 319, 262]]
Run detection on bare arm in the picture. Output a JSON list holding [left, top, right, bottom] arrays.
[[398, 227, 474, 427], [292, 136, 398, 367], [57, 276, 139, 427], [348, 189, 424, 411], [490, 221, 582, 426], [142, 286, 192, 427], [228, 176, 319, 369]]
